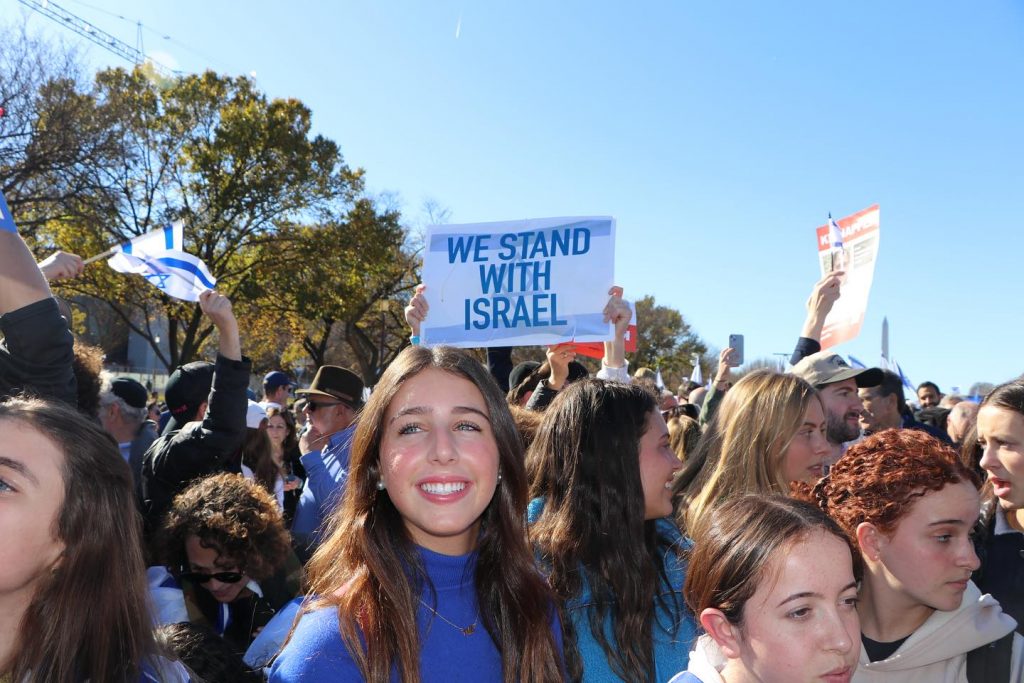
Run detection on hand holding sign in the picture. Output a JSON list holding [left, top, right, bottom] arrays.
[[546, 343, 578, 391], [603, 286, 632, 337], [404, 283, 429, 337]]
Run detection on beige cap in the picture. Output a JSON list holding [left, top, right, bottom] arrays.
[[790, 351, 882, 388]]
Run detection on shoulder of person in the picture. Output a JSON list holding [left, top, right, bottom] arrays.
[[271, 606, 358, 680]]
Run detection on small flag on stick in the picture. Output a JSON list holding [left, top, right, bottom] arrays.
[[110, 248, 216, 302]]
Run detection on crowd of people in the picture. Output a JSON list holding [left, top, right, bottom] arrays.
[[0, 214, 1022, 683]]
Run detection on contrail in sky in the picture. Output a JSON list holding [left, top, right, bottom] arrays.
[[455, 13, 462, 39]]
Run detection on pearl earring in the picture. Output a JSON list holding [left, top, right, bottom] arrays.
[[497, 472, 503, 483], [376, 479, 386, 490]]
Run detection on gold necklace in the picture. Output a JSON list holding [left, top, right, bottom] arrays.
[[419, 599, 477, 636]]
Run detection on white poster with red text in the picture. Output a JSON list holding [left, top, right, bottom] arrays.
[[815, 204, 880, 349]]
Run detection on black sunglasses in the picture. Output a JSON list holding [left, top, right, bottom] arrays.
[[179, 570, 244, 584], [305, 400, 349, 412]]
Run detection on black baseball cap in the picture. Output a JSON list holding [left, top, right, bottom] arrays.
[[163, 361, 215, 432]]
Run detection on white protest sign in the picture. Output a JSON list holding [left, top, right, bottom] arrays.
[[815, 204, 881, 349], [421, 216, 615, 348]]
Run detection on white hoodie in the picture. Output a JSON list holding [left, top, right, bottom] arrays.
[[854, 582, 1023, 682], [668, 635, 727, 683]]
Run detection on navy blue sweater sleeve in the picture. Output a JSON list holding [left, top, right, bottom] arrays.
[[789, 337, 821, 366]]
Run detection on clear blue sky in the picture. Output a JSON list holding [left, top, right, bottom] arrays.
[[5, 0, 1023, 394]]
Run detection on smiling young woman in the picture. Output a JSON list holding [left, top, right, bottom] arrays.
[[271, 345, 563, 683]]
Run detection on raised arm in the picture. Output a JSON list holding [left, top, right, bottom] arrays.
[[597, 285, 632, 383], [0, 193, 53, 314], [404, 283, 429, 340], [790, 271, 843, 365]]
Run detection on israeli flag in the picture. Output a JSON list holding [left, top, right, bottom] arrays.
[[112, 248, 216, 302], [0, 190, 18, 234], [107, 222, 184, 272], [894, 361, 915, 393], [827, 213, 844, 249], [847, 355, 867, 369]]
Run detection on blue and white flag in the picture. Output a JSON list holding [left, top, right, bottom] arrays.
[[0, 190, 18, 234], [112, 248, 216, 302], [894, 361, 915, 393], [107, 222, 183, 272], [827, 213, 844, 249], [847, 355, 867, 369]]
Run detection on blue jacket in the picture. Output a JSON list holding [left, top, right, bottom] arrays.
[[291, 423, 357, 541], [528, 498, 698, 681]]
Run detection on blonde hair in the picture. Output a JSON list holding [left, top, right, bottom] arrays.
[[667, 414, 700, 462], [675, 370, 821, 533]]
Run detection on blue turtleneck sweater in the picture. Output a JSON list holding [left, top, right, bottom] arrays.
[[270, 546, 557, 682]]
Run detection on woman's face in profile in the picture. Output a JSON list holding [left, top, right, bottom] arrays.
[[869, 480, 980, 613], [0, 419, 66, 601], [378, 368, 500, 555], [637, 409, 682, 519], [782, 399, 831, 483]]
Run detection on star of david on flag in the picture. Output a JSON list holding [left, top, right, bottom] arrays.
[[110, 248, 216, 302]]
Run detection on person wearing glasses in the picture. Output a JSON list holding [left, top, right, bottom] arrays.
[[155, 472, 302, 658], [290, 365, 365, 553]]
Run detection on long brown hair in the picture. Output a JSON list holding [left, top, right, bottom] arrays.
[[303, 345, 562, 683], [241, 425, 278, 496], [266, 405, 299, 457], [1, 396, 157, 682], [527, 379, 682, 683]]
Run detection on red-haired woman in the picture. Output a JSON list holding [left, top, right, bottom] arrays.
[[808, 429, 1023, 681]]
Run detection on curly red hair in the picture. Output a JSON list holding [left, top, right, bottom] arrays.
[[808, 429, 980, 550]]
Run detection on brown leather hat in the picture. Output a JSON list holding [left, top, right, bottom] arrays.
[[295, 365, 364, 407]]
